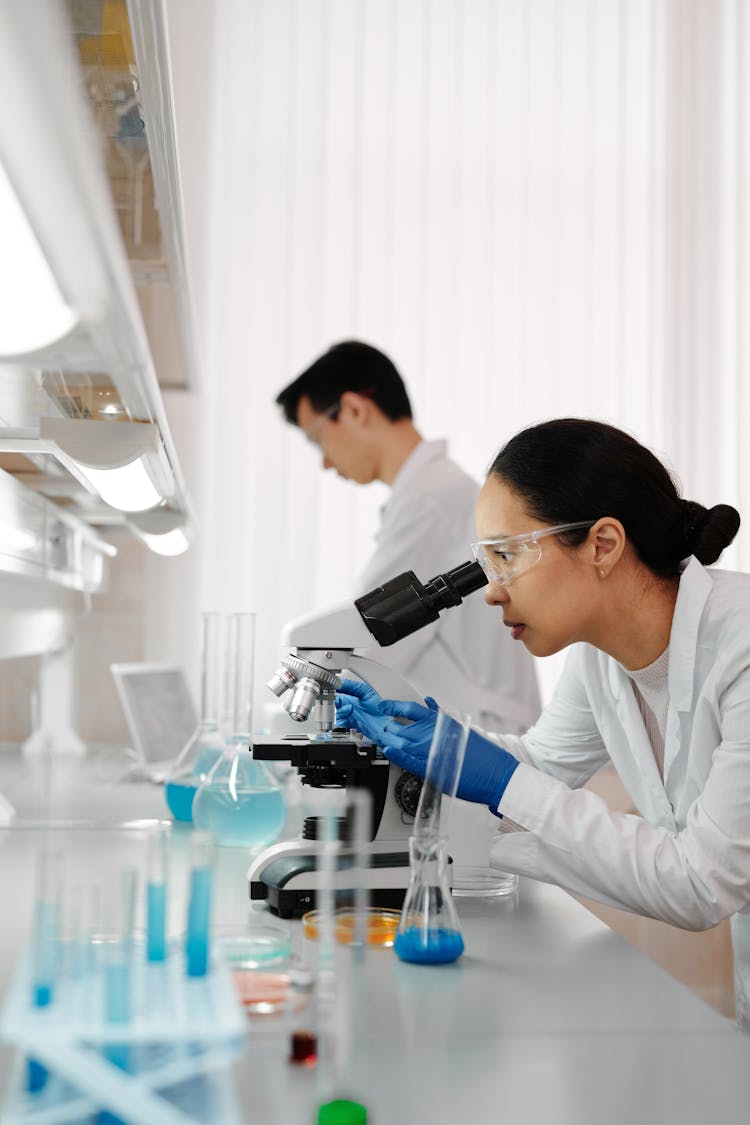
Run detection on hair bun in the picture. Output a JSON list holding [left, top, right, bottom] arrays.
[[682, 499, 740, 564]]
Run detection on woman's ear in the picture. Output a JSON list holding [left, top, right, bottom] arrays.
[[590, 518, 626, 577]]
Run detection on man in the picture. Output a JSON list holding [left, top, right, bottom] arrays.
[[275, 340, 540, 735]]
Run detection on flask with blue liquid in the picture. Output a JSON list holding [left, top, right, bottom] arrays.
[[192, 612, 285, 849], [164, 611, 226, 823], [393, 709, 469, 965]]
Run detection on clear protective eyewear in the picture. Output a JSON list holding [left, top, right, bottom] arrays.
[[303, 400, 340, 447], [471, 521, 596, 587]]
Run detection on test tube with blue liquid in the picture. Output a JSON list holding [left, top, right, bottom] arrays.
[[97, 869, 136, 1125], [186, 830, 215, 976], [27, 847, 63, 1093], [146, 823, 169, 962], [393, 709, 470, 965]]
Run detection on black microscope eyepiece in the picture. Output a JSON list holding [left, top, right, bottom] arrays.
[[354, 559, 487, 647]]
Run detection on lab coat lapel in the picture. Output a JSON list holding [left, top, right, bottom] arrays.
[[663, 558, 712, 785]]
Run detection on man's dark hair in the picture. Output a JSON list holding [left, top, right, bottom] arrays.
[[275, 340, 412, 424]]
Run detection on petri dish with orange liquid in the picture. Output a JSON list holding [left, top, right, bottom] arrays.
[[301, 907, 401, 947]]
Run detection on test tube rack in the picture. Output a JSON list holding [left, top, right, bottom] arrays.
[[1, 940, 246, 1125]]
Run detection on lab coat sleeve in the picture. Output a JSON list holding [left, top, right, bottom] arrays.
[[493, 660, 750, 931], [494, 646, 610, 788]]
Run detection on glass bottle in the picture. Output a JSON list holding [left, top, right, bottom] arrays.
[[393, 709, 469, 964], [164, 612, 226, 823], [192, 613, 286, 849]]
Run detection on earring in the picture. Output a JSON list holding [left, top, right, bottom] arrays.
[[599, 569, 605, 577]]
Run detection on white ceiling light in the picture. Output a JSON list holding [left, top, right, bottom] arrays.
[[40, 418, 174, 513], [128, 503, 193, 556], [135, 527, 191, 556], [0, 162, 78, 354]]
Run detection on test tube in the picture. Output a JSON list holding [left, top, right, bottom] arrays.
[[146, 823, 169, 962], [185, 830, 215, 977], [27, 846, 63, 1093], [314, 790, 371, 1123], [99, 869, 137, 1125], [413, 709, 471, 837]]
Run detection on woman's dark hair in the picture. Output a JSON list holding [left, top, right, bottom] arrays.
[[275, 340, 412, 424], [489, 419, 740, 578]]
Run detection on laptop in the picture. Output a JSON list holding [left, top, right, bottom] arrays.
[[110, 662, 198, 782]]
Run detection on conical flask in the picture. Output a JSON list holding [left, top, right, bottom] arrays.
[[393, 709, 469, 964], [192, 612, 286, 848], [164, 611, 226, 823], [393, 834, 464, 963]]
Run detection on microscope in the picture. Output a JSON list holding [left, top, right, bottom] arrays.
[[247, 559, 487, 917]]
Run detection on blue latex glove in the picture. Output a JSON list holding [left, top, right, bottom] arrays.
[[335, 678, 519, 816]]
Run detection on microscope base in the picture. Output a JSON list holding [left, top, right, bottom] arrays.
[[247, 839, 412, 918]]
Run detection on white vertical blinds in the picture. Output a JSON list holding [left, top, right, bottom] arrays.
[[162, 0, 748, 708]]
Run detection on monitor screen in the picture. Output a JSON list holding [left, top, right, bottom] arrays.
[[111, 662, 198, 766]]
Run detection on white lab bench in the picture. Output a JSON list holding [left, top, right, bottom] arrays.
[[1, 753, 749, 1125]]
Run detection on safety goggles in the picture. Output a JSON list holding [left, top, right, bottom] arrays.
[[471, 521, 596, 586], [303, 400, 341, 447]]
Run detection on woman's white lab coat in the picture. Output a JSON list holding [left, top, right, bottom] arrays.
[[492, 557, 750, 1027]]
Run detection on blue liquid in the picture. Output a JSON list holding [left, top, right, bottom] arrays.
[[393, 927, 464, 964], [192, 786, 285, 849], [147, 883, 167, 962], [165, 779, 197, 822], [186, 867, 212, 977], [27, 1059, 47, 1093]]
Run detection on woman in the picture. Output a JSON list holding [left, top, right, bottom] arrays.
[[336, 419, 750, 1026]]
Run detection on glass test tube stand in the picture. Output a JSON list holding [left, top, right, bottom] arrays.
[[0, 863, 246, 1125]]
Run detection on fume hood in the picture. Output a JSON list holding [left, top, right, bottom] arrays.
[[0, 0, 197, 590]]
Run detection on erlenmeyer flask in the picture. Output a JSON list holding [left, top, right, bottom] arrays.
[[393, 709, 469, 964], [164, 612, 226, 823], [393, 834, 464, 963], [192, 613, 286, 848]]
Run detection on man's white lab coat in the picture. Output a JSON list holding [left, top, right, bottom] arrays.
[[355, 439, 541, 733], [493, 557, 750, 1027]]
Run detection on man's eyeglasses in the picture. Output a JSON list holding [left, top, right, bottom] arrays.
[[471, 521, 596, 587], [301, 387, 377, 447], [303, 400, 341, 447]]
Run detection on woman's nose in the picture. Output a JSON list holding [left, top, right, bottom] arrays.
[[484, 580, 509, 606]]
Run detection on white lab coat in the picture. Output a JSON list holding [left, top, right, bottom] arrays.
[[492, 557, 750, 1028], [355, 439, 541, 733]]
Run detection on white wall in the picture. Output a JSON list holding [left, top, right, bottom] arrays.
[[148, 0, 749, 713]]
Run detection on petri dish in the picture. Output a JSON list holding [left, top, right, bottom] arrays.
[[450, 866, 519, 898], [301, 907, 401, 947], [232, 967, 314, 1016], [217, 919, 292, 969]]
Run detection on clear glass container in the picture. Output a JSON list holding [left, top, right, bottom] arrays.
[[393, 834, 464, 963], [192, 613, 286, 849], [164, 611, 226, 823]]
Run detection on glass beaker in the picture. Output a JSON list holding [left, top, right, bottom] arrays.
[[192, 613, 286, 849], [393, 835, 464, 963], [165, 611, 226, 823]]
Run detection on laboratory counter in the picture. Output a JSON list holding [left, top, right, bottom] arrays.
[[1, 753, 749, 1124]]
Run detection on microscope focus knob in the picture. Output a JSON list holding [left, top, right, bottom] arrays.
[[394, 771, 423, 817]]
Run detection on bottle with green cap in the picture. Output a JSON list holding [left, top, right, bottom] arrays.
[[318, 1098, 368, 1124]]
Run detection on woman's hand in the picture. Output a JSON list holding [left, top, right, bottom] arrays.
[[335, 679, 520, 814]]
